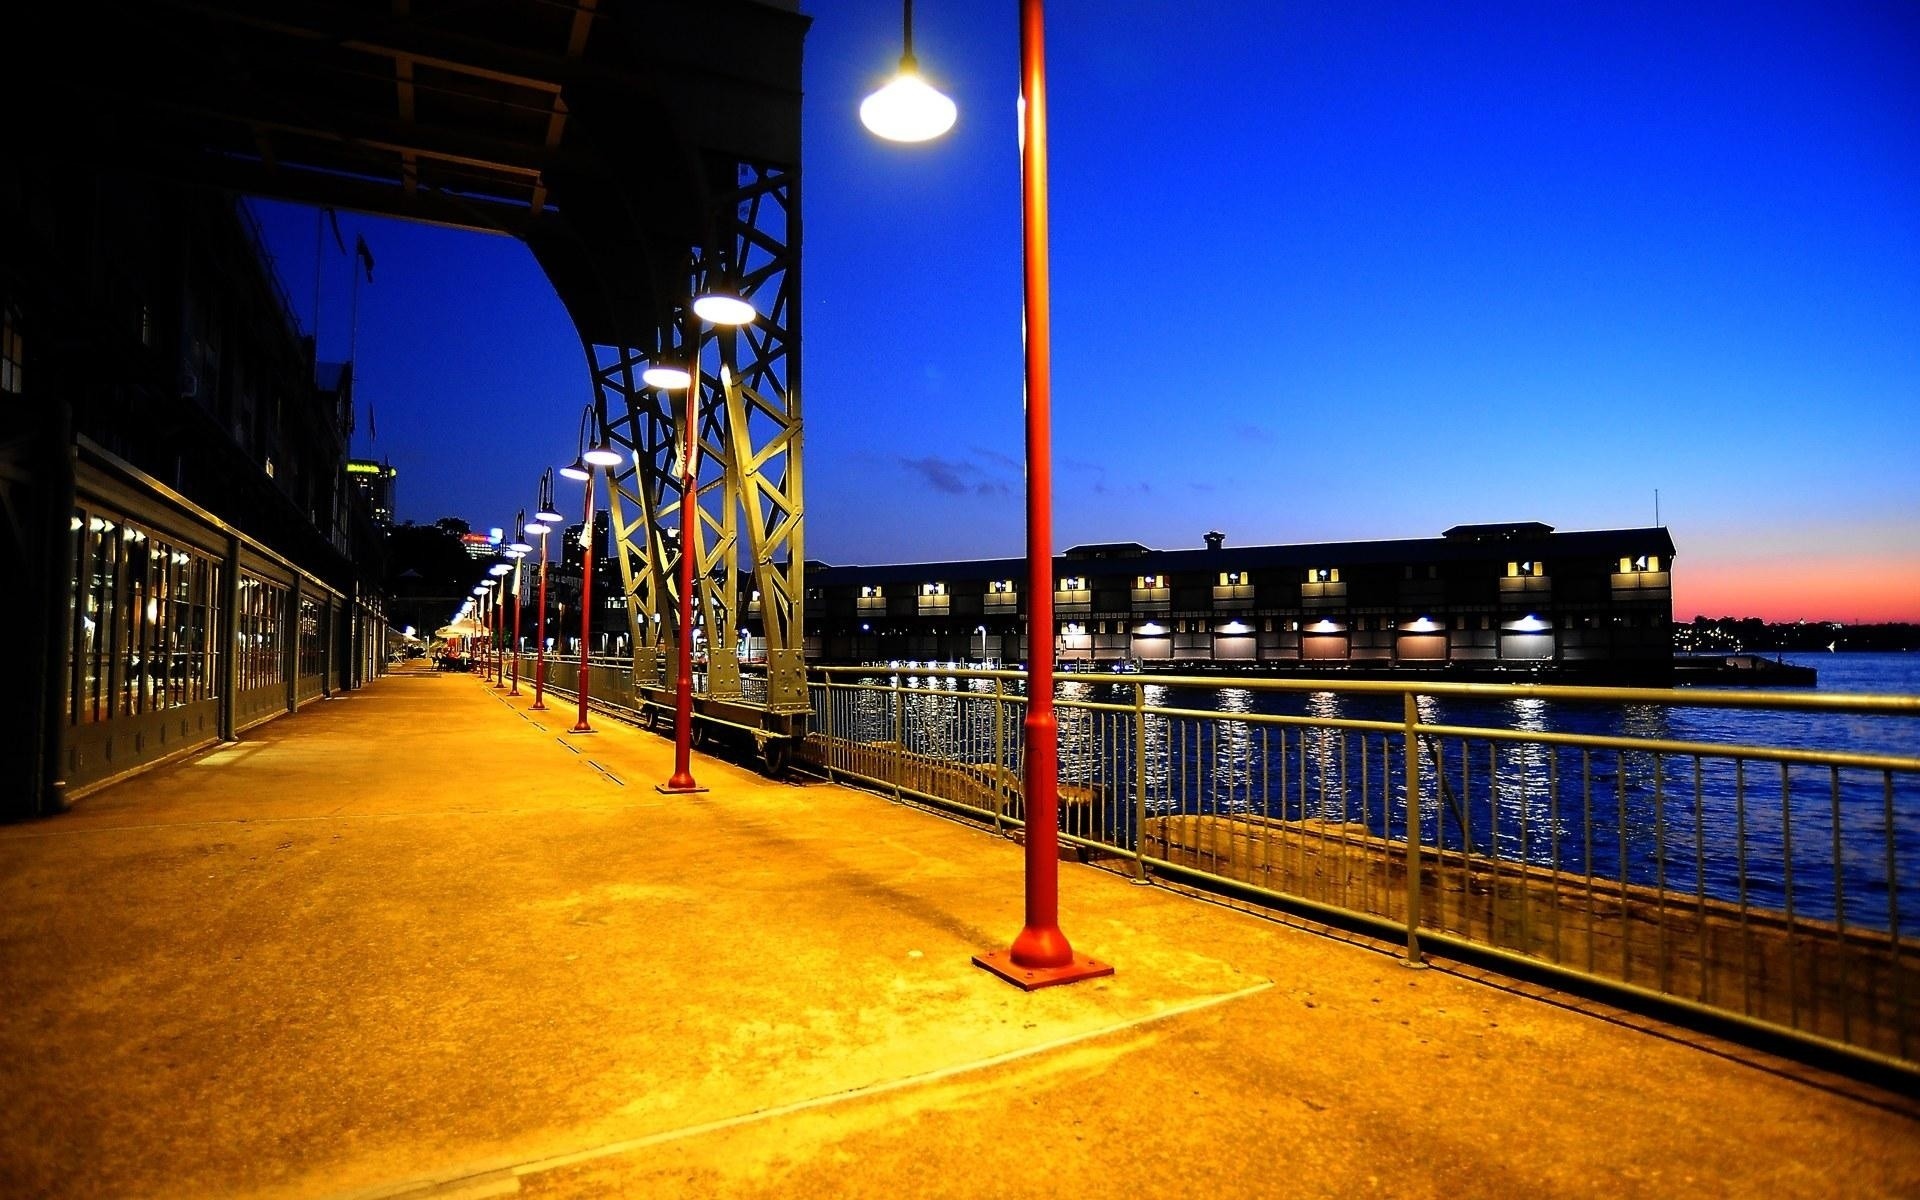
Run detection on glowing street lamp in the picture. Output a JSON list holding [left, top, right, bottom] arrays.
[[863, 0, 1111, 989], [860, 0, 958, 143]]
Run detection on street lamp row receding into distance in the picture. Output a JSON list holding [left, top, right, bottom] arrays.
[[862, 0, 1112, 989]]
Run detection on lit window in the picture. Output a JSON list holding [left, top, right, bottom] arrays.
[[1136, 574, 1164, 588], [1307, 567, 1340, 583], [1506, 560, 1544, 578], [860, 585, 883, 598], [1221, 571, 1245, 586], [988, 579, 1016, 593], [1059, 576, 1086, 591], [921, 581, 946, 596]]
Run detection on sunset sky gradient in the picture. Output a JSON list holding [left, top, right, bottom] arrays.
[[255, 0, 1920, 623]]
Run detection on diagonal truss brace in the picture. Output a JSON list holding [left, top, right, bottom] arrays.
[[587, 160, 806, 712]]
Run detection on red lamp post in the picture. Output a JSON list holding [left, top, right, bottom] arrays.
[[488, 560, 513, 688], [562, 405, 622, 735], [506, 514, 531, 697], [863, 0, 1111, 989], [651, 285, 752, 793], [528, 471, 563, 712], [470, 583, 490, 674]]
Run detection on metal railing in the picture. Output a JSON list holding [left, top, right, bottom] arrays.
[[805, 665, 1920, 1078]]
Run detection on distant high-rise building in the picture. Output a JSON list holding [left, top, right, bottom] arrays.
[[347, 459, 397, 526]]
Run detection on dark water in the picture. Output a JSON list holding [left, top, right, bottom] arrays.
[[828, 652, 1920, 934]]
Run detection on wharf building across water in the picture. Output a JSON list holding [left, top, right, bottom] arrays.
[[798, 523, 1676, 683]]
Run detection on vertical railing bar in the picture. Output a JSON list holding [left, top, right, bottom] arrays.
[[1362, 735, 1372, 921], [1297, 725, 1308, 898], [1694, 756, 1708, 1003], [1488, 740, 1500, 948], [1781, 761, 1798, 1030], [1344, 725, 1359, 913], [1318, 728, 1332, 905], [1259, 724, 1272, 893], [1549, 748, 1561, 964], [1461, 738, 1473, 938], [1518, 736, 1531, 960], [1656, 750, 1669, 996], [1617, 748, 1630, 985], [1737, 758, 1753, 1018], [1402, 693, 1424, 964], [1121, 683, 1136, 879], [1884, 770, 1905, 1061], [1830, 764, 1848, 1045], [1583, 749, 1595, 976]]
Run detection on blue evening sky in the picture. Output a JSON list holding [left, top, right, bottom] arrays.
[[254, 0, 1919, 621]]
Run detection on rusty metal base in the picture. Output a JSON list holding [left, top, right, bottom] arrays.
[[972, 950, 1114, 991]]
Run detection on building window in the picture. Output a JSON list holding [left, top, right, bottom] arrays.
[[1136, 574, 1164, 589], [1620, 554, 1661, 573], [1, 303, 22, 395], [1506, 560, 1544, 578], [1307, 567, 1339, 583], [1221, 571, 1244, 586], [921, 581, 947, 596], [1059, 576, 1086, 592]]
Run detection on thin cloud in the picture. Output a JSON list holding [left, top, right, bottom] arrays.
[[900, 451, 1015, 498]]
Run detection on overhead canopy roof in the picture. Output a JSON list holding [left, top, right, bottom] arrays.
[[28, 0, 808, 347]]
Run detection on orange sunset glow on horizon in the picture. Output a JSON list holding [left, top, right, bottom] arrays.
[[1676, 555, 1920, 625]]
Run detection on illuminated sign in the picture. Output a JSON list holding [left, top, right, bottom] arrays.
[[347, 462, 381, 475], [488, 527, 504, 544], [460, 533, 490, 546]]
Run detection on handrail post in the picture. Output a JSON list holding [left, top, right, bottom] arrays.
[[992, 674, 1006, 832], [892, 669, 905, 802], [1132, 677, 1149, 883], [1403, 691, 1426, 966], [820, 674, 837, 783]]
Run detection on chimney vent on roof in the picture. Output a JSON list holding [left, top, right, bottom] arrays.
[[1204, 530, 1225, 551]]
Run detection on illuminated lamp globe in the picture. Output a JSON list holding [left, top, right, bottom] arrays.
[[642, 358, 693, 390], [860, 67, 956, 143], [582, 441, 622, 468], [489, 563, 512, 577], [559, 456, 591, 482], [472, 585, 489, 596], [534, 505, 564, 523], [506, 541, 533, 555], [692, 284, 757, 327], [524, 521, 551, 536]]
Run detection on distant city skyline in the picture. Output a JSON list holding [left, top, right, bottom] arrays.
[[253, 0, 1919, 623]]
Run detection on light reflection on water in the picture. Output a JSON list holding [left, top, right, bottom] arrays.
[[816, 665, 1919, 933]]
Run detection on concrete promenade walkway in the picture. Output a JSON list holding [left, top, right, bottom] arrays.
[[2, 666, 1915, 1199]]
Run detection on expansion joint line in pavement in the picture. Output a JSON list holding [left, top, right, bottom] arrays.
[[333, 979, 1276, 1200]]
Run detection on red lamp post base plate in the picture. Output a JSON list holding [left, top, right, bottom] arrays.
[[654, 783, 708, 795], [971, 950, 1114, 991]]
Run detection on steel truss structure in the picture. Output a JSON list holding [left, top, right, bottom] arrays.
[[589, 162, 806, 711]]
